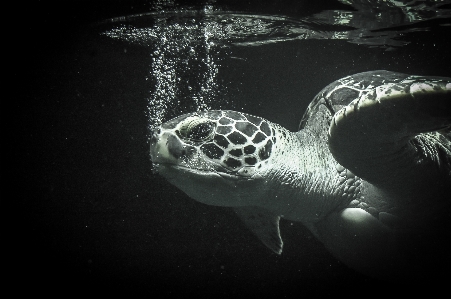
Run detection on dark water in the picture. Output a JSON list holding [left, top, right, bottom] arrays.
[[13, 0, 451, 296]]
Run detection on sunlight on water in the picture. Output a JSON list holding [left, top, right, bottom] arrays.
[[101, 1, 451, 134]]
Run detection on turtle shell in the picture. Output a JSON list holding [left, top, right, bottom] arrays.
[[298, 70, 412, 132]]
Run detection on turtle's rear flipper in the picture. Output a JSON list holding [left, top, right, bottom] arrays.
[[328, 71, 451, 195]]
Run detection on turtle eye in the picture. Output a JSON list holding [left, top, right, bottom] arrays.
[[179, 118, 216, 142]]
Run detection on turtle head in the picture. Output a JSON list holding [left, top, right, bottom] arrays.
[[150, 110, 278, 206]]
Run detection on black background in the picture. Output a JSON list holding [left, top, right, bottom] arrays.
[[10, 0, 451, 296]]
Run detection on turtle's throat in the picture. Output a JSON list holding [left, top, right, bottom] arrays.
[[261, 129, 343, 222]]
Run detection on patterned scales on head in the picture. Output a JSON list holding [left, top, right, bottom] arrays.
[[151, 110, 286, 178]]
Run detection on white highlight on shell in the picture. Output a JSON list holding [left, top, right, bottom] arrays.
[[410, 82, 434, 93]]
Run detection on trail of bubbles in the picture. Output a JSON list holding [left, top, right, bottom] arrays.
[[103, 19, 228, 133]]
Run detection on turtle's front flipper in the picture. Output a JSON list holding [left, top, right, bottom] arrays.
[[328, 71, 451, 195], [233, 206, 283, 254]]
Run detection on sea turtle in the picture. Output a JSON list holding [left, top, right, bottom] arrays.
[[149, 70, 451, 280]]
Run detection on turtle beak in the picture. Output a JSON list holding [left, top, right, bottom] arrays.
[[149, 128, 160, 147], [149, 128, 163, 163], [149, 128, 179, 165]]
